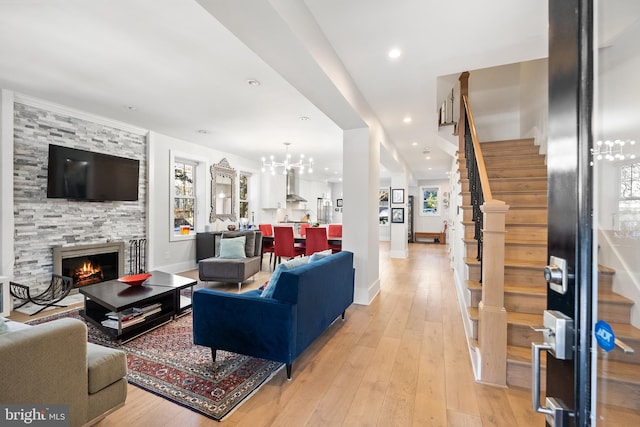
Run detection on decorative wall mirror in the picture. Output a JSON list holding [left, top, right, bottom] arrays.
[[210, 158, 237, 222]]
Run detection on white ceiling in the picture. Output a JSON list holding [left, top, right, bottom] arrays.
[[0, 0, 548, 183]]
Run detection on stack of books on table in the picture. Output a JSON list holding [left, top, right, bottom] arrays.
[[101, 303, 163, 329]]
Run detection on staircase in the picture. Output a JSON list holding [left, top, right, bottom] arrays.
[[458, 138, 640, 412]]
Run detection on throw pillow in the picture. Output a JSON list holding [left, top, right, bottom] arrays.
[[260, 256, 310, 298], [222, 231, 256, 257], [218, 236, 246, 259], [309, 249, 333, 263]]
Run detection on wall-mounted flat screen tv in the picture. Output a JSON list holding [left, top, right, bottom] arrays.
[[47, 144, 140, 201]]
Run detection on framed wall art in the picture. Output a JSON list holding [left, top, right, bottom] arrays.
[[391, 188, 404, 204], [391, 207, 405, 223]]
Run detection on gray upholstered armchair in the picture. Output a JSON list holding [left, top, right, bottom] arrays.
[[198, 230, 263, 290], [0, 318, 127, 427]]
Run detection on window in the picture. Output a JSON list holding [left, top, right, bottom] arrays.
[[239, 173, 250, 222], [420, 186, 440, 216], [173, 160, 196, 236], [618, 162, 640, 238]]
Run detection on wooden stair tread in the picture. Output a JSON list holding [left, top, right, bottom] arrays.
[[598, 291, 634, 305], [461, 220, 549, 227], [507, 344, 541, 363], [469, 307, 547, 326], [507, 311, 542, 326], [480, 143, 541, 156], [467, 285, 632, 308], [465, 257, 546, 269], [606, 321, 640, 340], [599, 265, 616, 275], [508, 346, 640, 384], [505, 240, 547, 246], [461, 190, 547, 196], [484, 154, 544, 160], [462, 176, 547, 183], [459, 164, 547, 172], [481, 138, 536, 147], [460, 205, 548, 211], [506, 286, 546, 295], [599, 358, 640, 384], [466, 281, 546, 296], [462, 238, 547, 246]]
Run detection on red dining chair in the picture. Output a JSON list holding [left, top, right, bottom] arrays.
[[274, 226, 305, 265], [259, 224, 275, 270], [299, 223, 311, 237], [328, 224, 342, 237], [305, 227, 329, 256], [327, 224, 342, 253]]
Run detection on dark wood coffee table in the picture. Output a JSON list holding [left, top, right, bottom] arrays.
[[79, 271, 195, 342], [144, 270, 197, 317]]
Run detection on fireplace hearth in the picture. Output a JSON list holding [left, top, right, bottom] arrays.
[[53, 242, 125, 289]]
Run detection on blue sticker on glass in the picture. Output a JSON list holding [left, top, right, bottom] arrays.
[[594, 320, 615, 352]]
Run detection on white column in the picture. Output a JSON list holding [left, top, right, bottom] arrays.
[[342, 127, 380, 305], [389, 173, 408, 258], [0, 90, 14, 277]]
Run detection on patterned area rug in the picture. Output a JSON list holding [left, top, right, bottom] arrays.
[[28, 309, 283, 421]]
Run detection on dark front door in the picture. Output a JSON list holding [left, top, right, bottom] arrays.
[[539, 1, 640, 426], [539, 1, 594, 426]]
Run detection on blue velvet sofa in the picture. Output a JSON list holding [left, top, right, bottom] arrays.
[[192, 250, 355, 379]]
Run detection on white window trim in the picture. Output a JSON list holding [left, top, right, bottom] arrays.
[[239, 171, 252, 222], [419, 185, 441, 217], [170, 150, 205, 242]]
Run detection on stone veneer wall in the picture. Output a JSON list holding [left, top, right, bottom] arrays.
[[12, 102, 147, 287]]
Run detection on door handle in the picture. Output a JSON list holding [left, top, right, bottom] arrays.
[[532, 342, 574, 426], [532, 342, 554, 415]]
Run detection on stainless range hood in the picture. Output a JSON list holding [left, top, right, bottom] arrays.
[[286, 169, 307, 203]]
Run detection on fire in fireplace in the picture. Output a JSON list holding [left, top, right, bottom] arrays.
[[53, 242, 125, 289], [62, 253, 116, 287]]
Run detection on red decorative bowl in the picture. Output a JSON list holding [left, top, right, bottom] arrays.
[[117, 273, 152, 286]]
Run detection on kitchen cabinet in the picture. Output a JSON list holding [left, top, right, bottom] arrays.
[[260, 173, 286, 209]]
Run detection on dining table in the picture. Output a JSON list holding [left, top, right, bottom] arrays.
[[262, 230, 341, 270], [261, 234, 342, 246]]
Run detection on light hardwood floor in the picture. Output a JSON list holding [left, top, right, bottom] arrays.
[[9, 242, 544, 426]]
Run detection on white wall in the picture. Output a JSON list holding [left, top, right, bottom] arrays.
[[411, 179, 451, 234], [147, 132, 262, 273], [469, 63, 522, 142], [520, 58, 549, 153]]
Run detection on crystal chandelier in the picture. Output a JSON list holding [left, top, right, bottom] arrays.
[[261, 142, 313, 175], [590, 139, 636, 165]]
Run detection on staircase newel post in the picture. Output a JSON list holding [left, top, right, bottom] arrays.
[[478, 199, 509, 387]]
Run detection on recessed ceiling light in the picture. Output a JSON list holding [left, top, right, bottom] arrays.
[[425, 156, 431, 160], [247, 79, 261, 86], [428, 167, 432, 170], [123, 105, 137, 111], [197, 129, 209, 134], [403, 116, 412, 123], [412, 141, 418, 146], [388, 48, 402, 59], [299, 116, 310, 121]]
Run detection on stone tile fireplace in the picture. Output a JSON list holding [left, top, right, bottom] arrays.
[[53, 242, 125, 288]]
